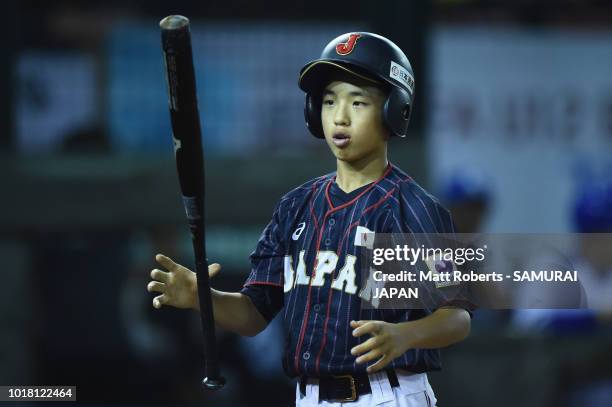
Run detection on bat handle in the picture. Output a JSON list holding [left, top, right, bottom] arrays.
[[193, 255, 226, 390]]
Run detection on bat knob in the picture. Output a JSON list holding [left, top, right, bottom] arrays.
[[159, 15, 190, 30], [202, 376, 226, 390]]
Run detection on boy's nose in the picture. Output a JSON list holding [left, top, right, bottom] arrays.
[[334, 103, 350, 126]]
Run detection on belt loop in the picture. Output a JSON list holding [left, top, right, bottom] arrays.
[[299, 377, 306, 397], [397, 371, 426, 396], [305, 377, 319, 405], [368, 369, 395, 404], [386, 369, 399, 387], [298, 376, 320, 405]]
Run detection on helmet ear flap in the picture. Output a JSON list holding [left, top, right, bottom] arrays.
[[304, 93, 325, 139], [383, 87, 412, 138]]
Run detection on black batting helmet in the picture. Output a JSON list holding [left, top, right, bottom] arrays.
[[298, 32, 415, 139]]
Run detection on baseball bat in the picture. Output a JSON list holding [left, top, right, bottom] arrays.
[[159, 14, 225, 390]]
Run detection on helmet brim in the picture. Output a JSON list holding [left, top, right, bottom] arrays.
[[298, 60, 384, 95]]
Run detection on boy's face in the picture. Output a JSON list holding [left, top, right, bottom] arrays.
[[320, 76, 389, 163]]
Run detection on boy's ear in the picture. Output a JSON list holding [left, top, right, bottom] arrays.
[[304, 93, 325, 139]]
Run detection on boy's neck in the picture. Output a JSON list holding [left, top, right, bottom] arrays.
[[335, 152, 389, 193]]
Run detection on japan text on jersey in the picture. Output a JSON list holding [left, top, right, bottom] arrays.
[[243, 164, 458, 377]]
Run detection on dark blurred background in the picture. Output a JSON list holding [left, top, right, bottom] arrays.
[[1, 0, 612, 406]]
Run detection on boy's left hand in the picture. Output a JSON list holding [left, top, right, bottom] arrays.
[[350, 320, 409, 373]]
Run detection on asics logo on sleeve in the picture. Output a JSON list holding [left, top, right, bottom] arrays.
[[292, 222, 306, 240]]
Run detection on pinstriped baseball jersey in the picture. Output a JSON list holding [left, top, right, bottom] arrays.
[[242, 163, 456, 378]]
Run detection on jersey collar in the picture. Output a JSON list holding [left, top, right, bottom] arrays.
[[324, 163, 393, 212]]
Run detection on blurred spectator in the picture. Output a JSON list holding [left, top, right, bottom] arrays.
[[439, 171, 512, 330], [440, 171, 491, 234], [512, 178, 612, 406], [572, 180, 612, 321], [512, 178, 612, 334]]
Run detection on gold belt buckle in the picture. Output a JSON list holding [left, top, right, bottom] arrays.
[[332, 374, 357, 402]]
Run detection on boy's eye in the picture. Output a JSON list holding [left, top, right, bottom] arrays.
[[353, 101, 368, 107], [323, 99, 334, 105]]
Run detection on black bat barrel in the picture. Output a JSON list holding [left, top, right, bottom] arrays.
[[160, 15, 203, 200], [160, 15, 225, 391]]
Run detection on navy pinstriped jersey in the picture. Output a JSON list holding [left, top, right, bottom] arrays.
[[241, 163, 457, 378]]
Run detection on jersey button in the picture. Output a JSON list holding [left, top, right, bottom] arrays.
[[303, 352, 311, 360], [324, 238, 331, 246], [328, 218, 336, 226], [313, 304, 320, 312]]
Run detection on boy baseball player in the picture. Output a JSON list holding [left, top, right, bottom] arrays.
[[148, 32, 471, 406]]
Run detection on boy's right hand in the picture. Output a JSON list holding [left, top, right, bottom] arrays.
[[147, 254, 221, 310]]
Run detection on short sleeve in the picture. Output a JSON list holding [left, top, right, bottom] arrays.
[[386, 182, 474, 315], [243, 201, 286, 288], [240, 284, 283, 322]]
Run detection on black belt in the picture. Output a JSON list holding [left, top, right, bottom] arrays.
[[299, 370, 400, 402]]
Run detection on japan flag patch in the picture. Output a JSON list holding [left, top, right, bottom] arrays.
[[354, 226, 375, 249]]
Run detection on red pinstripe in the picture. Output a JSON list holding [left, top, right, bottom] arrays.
[[291, 177, 327, 372]]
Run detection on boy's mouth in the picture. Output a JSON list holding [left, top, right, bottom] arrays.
[[332, 132, 351, 148]]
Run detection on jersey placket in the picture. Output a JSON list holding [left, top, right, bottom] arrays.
[[294, 166, 392, 375], [293, 205, 333, 374], [306, 208, 340, 372]]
